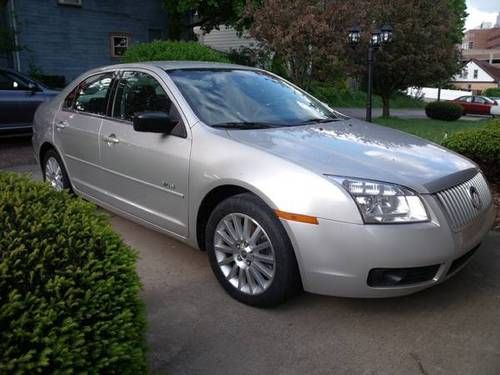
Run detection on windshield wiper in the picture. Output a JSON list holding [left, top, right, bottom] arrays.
[[211, 122, 280, 129], [297, 117, 338, 125]]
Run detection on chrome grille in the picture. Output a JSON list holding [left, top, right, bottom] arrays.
[[435, 173, 492, 232]]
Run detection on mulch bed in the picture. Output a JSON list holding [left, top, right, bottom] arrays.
[[492, 184, 500, 232]]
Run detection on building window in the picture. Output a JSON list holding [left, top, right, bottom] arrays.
[[473, 69, 478, 79], [110, 34, 130, 58], [468, 41, 474, 49], [460, 68, 468, 79]]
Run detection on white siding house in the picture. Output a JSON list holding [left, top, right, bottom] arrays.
[[194, 26, 258, 52], [451, 59, 500, 93]]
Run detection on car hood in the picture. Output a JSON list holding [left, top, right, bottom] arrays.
[[226, 118, 477, 194]]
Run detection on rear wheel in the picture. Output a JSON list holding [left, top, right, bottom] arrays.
[[205, 193, 301, 307], [42, 149, 71, 192]]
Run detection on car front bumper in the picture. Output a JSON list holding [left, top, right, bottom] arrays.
[[282, 196, 496, 298]]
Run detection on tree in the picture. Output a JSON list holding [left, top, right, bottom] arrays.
[[164, 0, 253, 40], [245, 0, 356, 89], [353, 0, 464, 117]]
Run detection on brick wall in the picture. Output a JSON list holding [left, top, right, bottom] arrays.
[[13, 0, 168, 81]]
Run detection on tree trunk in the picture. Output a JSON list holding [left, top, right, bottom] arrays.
[[381, 96, 391, 118]]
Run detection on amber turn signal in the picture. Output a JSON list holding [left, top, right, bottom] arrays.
[[275, 210, 319, 225]]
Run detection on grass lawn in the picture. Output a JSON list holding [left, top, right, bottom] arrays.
[[374, 117, 488, 144], [309, 82, 425, 109]]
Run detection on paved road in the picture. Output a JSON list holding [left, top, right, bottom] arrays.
[[336, 107, 487, 121], [2, 160, 500, 375]]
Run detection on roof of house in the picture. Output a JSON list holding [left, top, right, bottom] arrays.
[[470, 58, 500, 82]]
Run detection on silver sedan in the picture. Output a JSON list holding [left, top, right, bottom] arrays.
[[32, 62, 495, 306]]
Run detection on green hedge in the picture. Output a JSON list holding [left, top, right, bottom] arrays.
[[425, 101, 463, 121], [122, 40, 230, 63], [442, 120, 500, 183], [0, 172, 146, 374], [483, 87, 500, 97]]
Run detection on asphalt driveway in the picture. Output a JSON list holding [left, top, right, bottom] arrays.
[[2, 138, 500, 375]]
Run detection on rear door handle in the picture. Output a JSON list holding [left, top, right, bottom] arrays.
[[103, 134, 120, 145], [55, 121, 68, 130]]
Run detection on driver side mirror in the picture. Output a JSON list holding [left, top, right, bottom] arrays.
[[27, 82, 40, 94], [133, 111, 178, 134]]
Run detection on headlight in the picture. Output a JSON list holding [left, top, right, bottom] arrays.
[[329, 176, 429, 224]]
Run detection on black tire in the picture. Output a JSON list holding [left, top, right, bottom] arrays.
[[42, 148, 72, 192], [205, 193, 301, 307]]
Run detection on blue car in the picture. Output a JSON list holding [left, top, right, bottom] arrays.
[[0, 68, 59, 134]]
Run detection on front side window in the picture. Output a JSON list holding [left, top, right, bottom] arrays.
[[112, 71, 172, 121], [474, 96, 486, 104], [167, 69, 340, 128], [0, 71, 29, 90], [74, 73, 113, 115]]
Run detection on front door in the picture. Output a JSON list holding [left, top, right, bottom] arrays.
[[0, 70, 40, 130], [53, 72, 115, 195], [99, 70, 191, 237]]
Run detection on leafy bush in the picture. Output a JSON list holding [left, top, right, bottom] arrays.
[[442, 119, 500, 183], [425, 101, 463, 121], [0, 172, 146, 374], [483, 87, 500, 98], [122, 40, 230, 63]]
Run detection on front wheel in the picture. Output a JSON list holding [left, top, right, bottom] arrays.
[[205, 193, 301, 307]]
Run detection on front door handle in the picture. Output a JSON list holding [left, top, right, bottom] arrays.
[[104, 134, 120, 145], [55, 121, 68, 130]]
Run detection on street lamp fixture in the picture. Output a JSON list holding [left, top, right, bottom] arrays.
[[348, 25, 361, 48], [349, 23, 393, 122]]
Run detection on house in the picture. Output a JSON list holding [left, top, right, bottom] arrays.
[[194, 25, 257, 53], [451, 59, 500, 94], [0, 0, 170, 82]]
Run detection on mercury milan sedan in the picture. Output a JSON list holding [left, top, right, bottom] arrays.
[[32, 62, 495, 306]]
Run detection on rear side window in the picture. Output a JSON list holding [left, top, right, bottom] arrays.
[[112, 71, 172, 121], [74, 73, 114, 115]]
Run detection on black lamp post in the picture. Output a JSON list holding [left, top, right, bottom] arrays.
[[349, 23, 393, 122]]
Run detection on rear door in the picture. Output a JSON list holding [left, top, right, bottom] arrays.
[[99, 70, 191, 237], [460, 96, 473, 113], [53, 72, 115, 196]]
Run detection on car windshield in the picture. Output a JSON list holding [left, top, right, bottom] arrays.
[[482, 96, 496, 104], [167, 68, 343, 128]]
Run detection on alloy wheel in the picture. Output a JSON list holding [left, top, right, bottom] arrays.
[[214, 213, 276, 295], [45, 157, 64, 192]]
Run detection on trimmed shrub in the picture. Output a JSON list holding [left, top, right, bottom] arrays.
[[425, 101, 463, 121], [0, 172, 146, 374], [122, 40, 230, 63], [442, 120, 500, 183]]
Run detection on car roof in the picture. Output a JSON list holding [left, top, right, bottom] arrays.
[[102, 61, 256, 71]]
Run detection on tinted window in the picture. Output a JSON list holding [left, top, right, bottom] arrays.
[[74, 73, 113, 115], [112, 71, 172, 121], [0, 71, 29, 90], [167, 69, 340, 127]]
